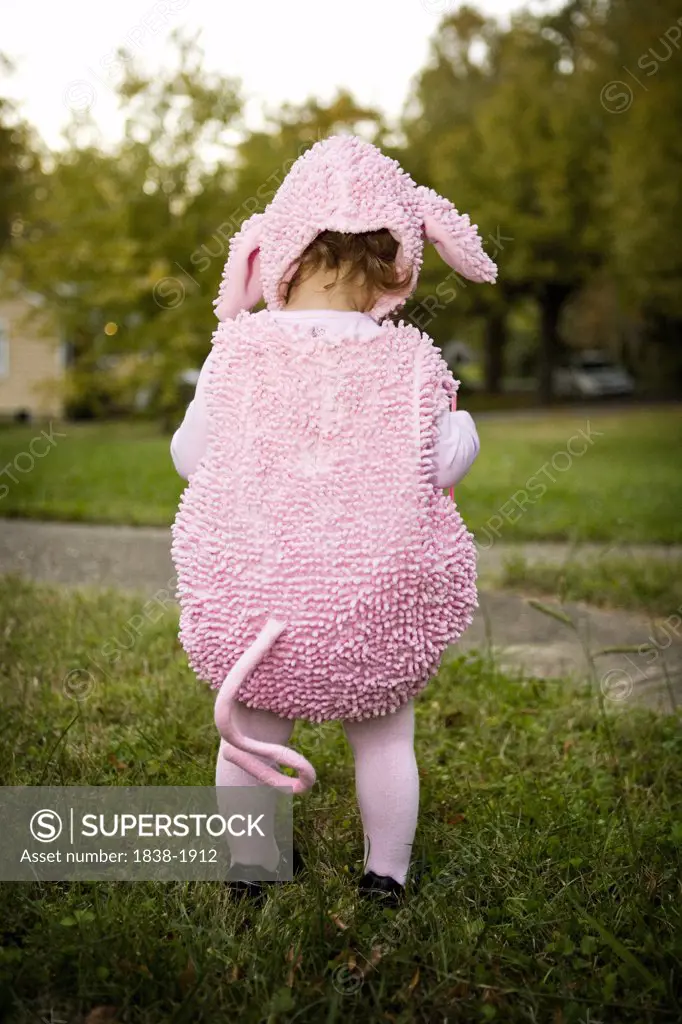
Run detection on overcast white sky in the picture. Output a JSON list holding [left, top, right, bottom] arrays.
[[2, 0, 557, 147]]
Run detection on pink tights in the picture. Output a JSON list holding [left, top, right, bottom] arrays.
[[215, 700, 419, 885]]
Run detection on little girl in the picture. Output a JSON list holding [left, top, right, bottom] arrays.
[[170, 135, 496, 904]]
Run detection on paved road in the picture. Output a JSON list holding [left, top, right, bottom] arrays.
[[1, 519, 680, 712]]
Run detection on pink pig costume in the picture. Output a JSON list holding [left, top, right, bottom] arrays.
[[171, 135, 496, 884]]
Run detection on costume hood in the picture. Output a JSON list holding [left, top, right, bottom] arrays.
[[214, 134, 497, 322]]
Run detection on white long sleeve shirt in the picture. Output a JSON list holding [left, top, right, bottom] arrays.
[[171, 309, 480, 489]]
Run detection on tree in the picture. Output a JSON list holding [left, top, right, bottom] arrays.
[[401, 8, 511, 391], [469, 10, 608, 401], [0, 55, 41, 253], [596, 0, 682, 392], [402, 6, 609, 401], [11, 32, 244, 420]]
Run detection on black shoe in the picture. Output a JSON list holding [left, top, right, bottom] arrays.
[[284, 846, 305, 877], [226, 862, 271, 904], [227, 848, 304, 902], [228, 878, 267, 902], [358, 871, 405, 907], [270, 845, 304, 879]]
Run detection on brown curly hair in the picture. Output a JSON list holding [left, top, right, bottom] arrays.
[[281, 229, 413, 311]]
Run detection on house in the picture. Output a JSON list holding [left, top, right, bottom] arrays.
[[0, 288, 65, 420]]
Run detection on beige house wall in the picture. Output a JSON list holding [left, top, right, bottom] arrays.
[[0, 296, 64, 418]]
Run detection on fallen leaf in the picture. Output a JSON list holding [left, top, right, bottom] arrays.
[[107, 753, 127, 772], [447, 814, 466, 825], [450, 981, 469, 999], [343, 947, 382, 980], [563, 740, 575, 755], [365, 946, 383, 974], [285, 947, 302, 987], [482, 984, 505, 1006], [408, 967, 420, 993], [84, 1008, 118, 1024], [178, 958, 196, 995], [118, 960, 151, 978]]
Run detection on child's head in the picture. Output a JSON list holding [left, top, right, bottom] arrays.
[[214, 135, 497, 324], [281, 229, 413, 312]]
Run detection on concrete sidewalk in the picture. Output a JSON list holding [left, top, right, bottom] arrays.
[[1, 519, 680, 712]]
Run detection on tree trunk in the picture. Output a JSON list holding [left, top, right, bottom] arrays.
[[644, 314, 682, 397], [538, 286, 566, 405], [483, 309, 507, 394]]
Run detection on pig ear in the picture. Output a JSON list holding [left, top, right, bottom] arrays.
[[214, 213, 264, 321], [417, 185, 497, 284]]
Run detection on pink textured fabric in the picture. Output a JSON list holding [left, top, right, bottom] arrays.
[[214, 135, 497, 322], [171, 310, 478, 740], [172, 134, 494, 792], [170, 311, 480, 491]]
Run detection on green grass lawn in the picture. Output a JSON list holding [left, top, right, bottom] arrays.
[[0, 405, 681, 542], [463, 405, 682, 545], [1, 576, 681, 1022], [0, 421, 182, 526], [502, 553, 682, 618]]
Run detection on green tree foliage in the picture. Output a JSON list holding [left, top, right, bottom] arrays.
[[0, 55, 41, 252], [404, 6, 608, 400], [595, 0, 682, 392], [401, 6, 509, 390], [11, 32, 243, 420]]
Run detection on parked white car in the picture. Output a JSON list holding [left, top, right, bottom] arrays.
[[554, 351, 635, 398]]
